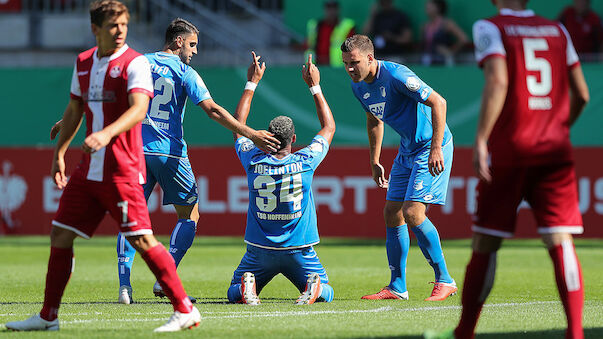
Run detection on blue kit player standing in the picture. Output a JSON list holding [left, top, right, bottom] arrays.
[[101, 19, 279, 303], [341, 35, 456, 301], [226, 52, 336, 305]]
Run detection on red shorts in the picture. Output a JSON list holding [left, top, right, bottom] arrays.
[[473, 162, 583, 238], [52, 172, 152, 239]]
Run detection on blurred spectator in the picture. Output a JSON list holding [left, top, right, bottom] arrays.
[[363, 0, 412, 57], [305, 0, 355, 66], [558, 0, 603, 56], [421, 0, 468, 66]]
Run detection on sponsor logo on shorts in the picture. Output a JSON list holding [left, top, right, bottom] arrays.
[[405, 77, 421, 92], [423, 194, 433, 201], [413, 180, 423, 191], [186, 196, 197, 204]]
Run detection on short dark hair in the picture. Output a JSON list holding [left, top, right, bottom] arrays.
[[89, 0, 129, 27], [340, 34, 374, 54], [431, 0, 447, 16], [268, 116, 295, 150], [165, 18, 199, 45]]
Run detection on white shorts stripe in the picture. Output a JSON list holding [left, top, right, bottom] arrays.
[[538, 226, 584, 235], [51, 220, 91, 239], [561, 240, 581, 292], [472, 225, 513, 238], [121, 229, 153, 237]]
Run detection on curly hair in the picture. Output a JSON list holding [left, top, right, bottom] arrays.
[[268, 116, 295, 150]]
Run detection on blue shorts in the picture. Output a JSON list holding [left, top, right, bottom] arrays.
[[230, 245, 329, 294], [386, 139, 453, 205], [143, 154, 198, 206]]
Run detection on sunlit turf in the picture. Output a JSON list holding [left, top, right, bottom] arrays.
[[0, 236, 602, 338]]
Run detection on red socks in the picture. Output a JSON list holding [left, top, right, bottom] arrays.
[[40, 247, 74, 321], [141, 244, 192, 313], [549, 241, 584, 339], [455, 251, 497, 339]]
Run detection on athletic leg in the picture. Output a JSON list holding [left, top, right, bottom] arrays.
[[454, 233, 502, 339], [169, 204, 199, 267], [384, 201, 409, 294], [282, 247, 333, 303], [227, 245, 278, 303], [116, 232, 136, 287]]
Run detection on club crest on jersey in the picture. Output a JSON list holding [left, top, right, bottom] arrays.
[[380, 86, 386, 97], [239, 140, 255, 152], [109, 65, 122, 78], [363, 92, 370, 99], [406, 77, 421, 92], [368, 102, 386, 119]]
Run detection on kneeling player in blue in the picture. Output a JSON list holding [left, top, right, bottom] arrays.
[[341, 35, 456, 301], [111, 19, 278, 303], [227, 53, 336, 305]]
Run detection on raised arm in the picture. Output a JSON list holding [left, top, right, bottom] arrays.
[[474, 56, 508, 182], [52, 98, 84, 189], [567, 64, 589, 127], [301, 54, 335, 144], [423, 89, 447, 177]]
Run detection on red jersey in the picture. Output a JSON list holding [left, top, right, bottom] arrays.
[[473, 8, 580, 167], [558, 6, 603, 54], [70, 44, 153, 184]]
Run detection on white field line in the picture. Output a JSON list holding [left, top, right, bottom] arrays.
[[0, 300, 571, 324]]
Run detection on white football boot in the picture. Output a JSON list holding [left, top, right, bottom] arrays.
[[241, 272, 261, 305], [118, 285, 133, 304], [5, 314, 59, 331], [295, 273, 322, 305], [153, 306, 201, 332]]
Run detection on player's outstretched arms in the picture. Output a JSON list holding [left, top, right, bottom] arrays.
[[365, 111, 387, 189], [227, 51, 279, 152], [52, 99, 84, 189], [83, 92, 149, 154], [302, 54, 335, 144], [568, 64, 589, 127], [473, 56, 508, 183]]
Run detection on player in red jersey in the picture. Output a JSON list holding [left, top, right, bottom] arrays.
[[4, 1, 200, 333], [425, 1, 590, 339]]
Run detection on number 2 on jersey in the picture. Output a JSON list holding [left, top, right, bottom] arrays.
[[149, 77, 173, 120], [254, 173, 303, 213]]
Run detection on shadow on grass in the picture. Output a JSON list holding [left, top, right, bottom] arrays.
[[346, 327, 603, 338]]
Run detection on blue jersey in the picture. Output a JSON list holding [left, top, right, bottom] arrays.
[[235, 135, 329, 249], [142, 52, 212, 158], [351, 60, 452, 155]]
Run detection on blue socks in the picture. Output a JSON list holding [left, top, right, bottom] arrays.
[[386, 225, 410, 293], [318, 283, 334, 302], [227, 284, 242, 303], [411, 218, 453, 284], [117, 232, 136, 287], [169, 219, 197, 267]]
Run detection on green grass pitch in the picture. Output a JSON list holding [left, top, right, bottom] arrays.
[[0, 236, 602, 338]]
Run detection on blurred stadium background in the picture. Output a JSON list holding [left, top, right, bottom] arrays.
[[1, 0, 602, 238]]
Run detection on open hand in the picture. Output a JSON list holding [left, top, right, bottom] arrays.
[[251, 130, 280, 153], [302, 54, 320, 87], [247, 51, 266, 84], [371, 163, 388, 189]]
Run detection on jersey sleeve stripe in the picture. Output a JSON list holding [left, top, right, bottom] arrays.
[[128, 88, 154, 98]]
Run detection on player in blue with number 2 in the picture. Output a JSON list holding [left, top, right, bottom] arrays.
[[113, 19, 279, 303], [226, 52, 336, 305], [342, 35, 456, 301]]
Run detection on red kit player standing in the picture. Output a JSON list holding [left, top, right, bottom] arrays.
[[426, 0, 590, 338], [5, 1, 200, 333]]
